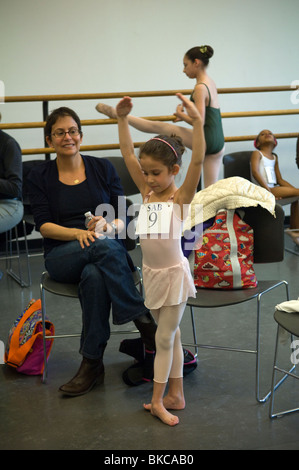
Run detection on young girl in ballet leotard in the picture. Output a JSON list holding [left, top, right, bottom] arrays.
[[116, 93, 204, 426]]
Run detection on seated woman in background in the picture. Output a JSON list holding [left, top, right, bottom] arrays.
[[251, 129, 299, 245]]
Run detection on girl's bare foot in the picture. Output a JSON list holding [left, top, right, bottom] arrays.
[[95, 103, 117, 119], [143, 402, 179, 426], [163, 393, 185, 410]]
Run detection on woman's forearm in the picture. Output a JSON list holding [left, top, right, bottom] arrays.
[[40, 222, 82, 241]]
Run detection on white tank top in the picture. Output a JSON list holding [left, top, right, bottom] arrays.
[[252, 151, 277, 188]]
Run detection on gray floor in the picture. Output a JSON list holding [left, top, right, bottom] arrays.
[[0, 238, 299, 451]]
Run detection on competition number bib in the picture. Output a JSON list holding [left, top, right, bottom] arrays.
[[136, 202, 173, 235], [265, 166, 277, 185]]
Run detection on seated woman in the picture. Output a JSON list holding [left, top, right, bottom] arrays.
[[251, 129, 299, 245], [0, 124, 24, 281], [27, 106, 156, 396]]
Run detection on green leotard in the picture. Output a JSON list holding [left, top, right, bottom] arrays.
[[191, 83, 224, 154]]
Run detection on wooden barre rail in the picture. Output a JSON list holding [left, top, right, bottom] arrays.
[[21, 133, 299, 156], [3, 85, 299, 103], [1, 109, 299, 131], [1, 85, 298, 155]]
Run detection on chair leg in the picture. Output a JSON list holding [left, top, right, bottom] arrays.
[[183, 280, 290, 403], [6, 227, 22, 285], [269, 326, 298, 418], [256, 280, 290, 403], [5, 221, 32, 287], [21, 220, 32, 286], [190, 306, 198, 357]]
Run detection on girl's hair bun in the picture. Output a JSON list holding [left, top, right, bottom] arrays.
[[199, 45, 214, 59], [185, 45, 214, 66]]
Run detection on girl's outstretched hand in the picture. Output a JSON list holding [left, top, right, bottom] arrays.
[[174, 103, 185, 122], [116, 96, 133, 117], [176, 93, 202, 122]]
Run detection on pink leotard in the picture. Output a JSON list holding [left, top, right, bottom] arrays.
[[139, 192, 196, 310]]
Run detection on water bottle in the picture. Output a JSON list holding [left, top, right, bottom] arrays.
[[84, 211, 93, 228], [84, 211, 106, 238]]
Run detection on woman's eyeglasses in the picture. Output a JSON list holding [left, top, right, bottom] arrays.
[[51, 127, 81, 138]]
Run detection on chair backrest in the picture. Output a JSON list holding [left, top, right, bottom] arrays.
[[103, 156, 139, 197], [124, 197, 136, 252], [23, 160, 45, 206], [242, 203, 284, 263], [223, 151, 252, 181]]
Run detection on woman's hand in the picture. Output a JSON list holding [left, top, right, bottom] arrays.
[[87, 215, 107, 232], [76, 228, 97, 249], [40, 222, 99, 248], [116, 96, 133, 117], [86, 215, 108, 239]]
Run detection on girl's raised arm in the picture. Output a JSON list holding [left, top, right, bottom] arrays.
[[116, 97, 147, 194]]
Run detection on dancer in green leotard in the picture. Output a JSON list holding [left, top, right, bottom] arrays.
[[190, 81, 224, 155], [96, 45, 225, 188]]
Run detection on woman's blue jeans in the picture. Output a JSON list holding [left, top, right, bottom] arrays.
[[45, 237, 148, 360], [0, 199, 23, 233]]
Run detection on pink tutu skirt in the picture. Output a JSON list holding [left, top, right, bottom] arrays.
[[142, 257, 196, 310]]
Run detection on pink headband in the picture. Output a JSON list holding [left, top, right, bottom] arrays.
[[150, 137, 178, 160]]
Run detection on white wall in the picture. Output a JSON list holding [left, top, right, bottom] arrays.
[[1, 0, 299, 191]]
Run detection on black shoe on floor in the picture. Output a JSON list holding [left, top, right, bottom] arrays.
[[59, 357, 105, 397], [121, 347, 197, 386]]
